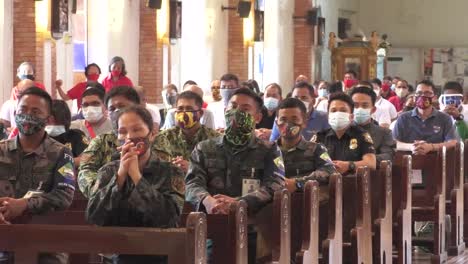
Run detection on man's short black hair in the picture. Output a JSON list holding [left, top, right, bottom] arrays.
[[443, 81, 464, 94], [51, 100, 71, 130], [230, 87, 263, 111], [417, 80, 436, 92], [292, 81, 315, 97], [370, 78, 382, 87], [18, 86, 53, 114], [277, 97, 307, 116], [265, 83, 282, 96], [329, 81, 343, 94], [85, 82, 105, 93], [328, 92, 354, 112], [84, 63, 101, 76], [345, 70, 357, 78], [176, 91, 204, 109], [220, 73, 239, 86], [183, 80, 197, 88], [82, 87, 105, 103], [350, 86, 377, 106], [104, 86, 140, 106], [117, 105, 154, 132]]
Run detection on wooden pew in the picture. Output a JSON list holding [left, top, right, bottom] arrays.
[[295, 181, 320, 264], [322, 173, 343, 264], [0, 212, 207, 264], [181, 201, 248, 264], [446, 142, 465, 256], [392, 155, 412, 264], [372, 160, 393, 264], [349, 166, 373, 264]]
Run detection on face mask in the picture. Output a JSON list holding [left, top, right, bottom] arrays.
[[328, 111, 351, 131], [381, 83, 390, 92], [373, 88, 380, 97], [120, 137, 151, 156], [224, 109, 255, 147], [416, 96, 432, 110], [353, 108, 372, 125], [111, 70, 121, 78], [45, 125, 66, 137], [87, 73, 100, 82], [175, 111, 200, 129], [390, 84, 396, 91], [318, 89, 329, 98], [167, 94, 177, 106], [15, 114, 47, 136], [395, 89, 408, 98], [220, 88, 239, 108], [264, 97, 279, 111], [344, 79, 357, 89], [439, 94, 463, 109], [300, 100, 310, 111], [19, 74, 35, 81], [278, 122, 302, 140], [83, 106, 104, 123]]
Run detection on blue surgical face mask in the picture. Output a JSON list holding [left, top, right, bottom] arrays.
[[328, 111, 351, 131], [318, 89, 329, 98], [220, 88, 239, 108], [263, 97, 279, 111], [353, 108, 372, 125]]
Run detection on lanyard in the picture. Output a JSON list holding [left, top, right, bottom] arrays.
[[84, 121, 96, 139]]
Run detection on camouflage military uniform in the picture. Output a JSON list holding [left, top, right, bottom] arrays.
[[86, 153, 181, 264], [185, 135, 285, 215], [0, 136, 75, 264], [78, 133, 171, 198], [154, 125, 220, 160]]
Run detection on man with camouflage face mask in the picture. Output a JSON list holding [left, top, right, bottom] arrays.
[[185, 87, 285, 263]]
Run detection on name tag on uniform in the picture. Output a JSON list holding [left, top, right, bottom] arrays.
[[23, 190, 44, 199], [242, 179, 260, 196]]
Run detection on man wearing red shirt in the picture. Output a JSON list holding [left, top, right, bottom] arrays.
[[56, 63, 102, 109], [101, 56, 134, 92]]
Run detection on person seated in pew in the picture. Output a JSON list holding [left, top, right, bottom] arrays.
[[71, 87, 113, 139], [392, 80, 457, 155], [350, 86, 396, 167], [78, 86, 172, 199], [312, 92, 377, 175], [46, 100, 89, 166], [0, 87, 75, 264], [87, 105, 181, 264], [440, 81, 468, 140], [185, 88, 285, 263], [154, 91, 219, 174], [275, 97, 337, 199]]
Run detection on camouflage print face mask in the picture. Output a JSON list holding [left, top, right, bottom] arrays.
[[224, 109, 255, 147]]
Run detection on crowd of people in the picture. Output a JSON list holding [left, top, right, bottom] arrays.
[[0, 56, 467, 263]]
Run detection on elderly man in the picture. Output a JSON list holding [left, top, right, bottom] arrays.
[[1, 79, 35, 130]]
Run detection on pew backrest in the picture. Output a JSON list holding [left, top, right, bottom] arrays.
[[322, 173, 343, 264], [295, 180, 319, 264]]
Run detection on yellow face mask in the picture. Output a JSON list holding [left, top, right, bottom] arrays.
[[175, 111, 200, 129]]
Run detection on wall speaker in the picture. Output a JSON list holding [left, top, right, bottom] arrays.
[[306, 8, 319, 26], [148, 0, 162, 9], [238, 1, 251, 18]]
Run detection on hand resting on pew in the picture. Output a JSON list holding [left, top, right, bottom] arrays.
[[0, 211, 10, 224], [0, 197, 27, 221], [203, 194, 237, 214]]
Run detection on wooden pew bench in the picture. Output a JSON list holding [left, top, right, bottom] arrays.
[[1, 212, 207, 264], [322, 173, 343, 264]]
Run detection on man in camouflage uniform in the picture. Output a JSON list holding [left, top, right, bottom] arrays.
[[78, 86, 171, 198], [0, 87, 75, 264], [154, 91, 219, 173], [185, 88, 285, 263], [275, 98, 336, 202]]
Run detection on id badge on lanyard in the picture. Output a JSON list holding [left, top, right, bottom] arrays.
[[242, 168, 260, 196]]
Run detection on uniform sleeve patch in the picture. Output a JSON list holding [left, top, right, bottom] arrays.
[[320, 152, 333, 164], [58, 162, 75, 180], [363, 133, 374, 144]]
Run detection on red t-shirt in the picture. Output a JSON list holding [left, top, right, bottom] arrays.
[[67, 82, 88, 109], [388, 95, 405, 112], [101, 74, 134, 93], [382, 90, 396, 100], [202, 102, 208, 109], [10, 82, 47, 100]]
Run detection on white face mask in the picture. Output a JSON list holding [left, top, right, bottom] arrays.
[[45, 125, 66, 137], [328, 111, 351, 131], [83, 106, 104, 123], [300, 100, 310, 111]]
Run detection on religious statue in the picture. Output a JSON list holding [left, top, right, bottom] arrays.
[[370, 31, 379, 51], [328, 32, 337, 51], [378, 34, 392, 51]]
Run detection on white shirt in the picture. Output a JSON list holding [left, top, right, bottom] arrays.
[[146, 104, 161, 124], [207, 101, 226, 129], [162, 108, 215, 130], [373, 97, 397, 126], [0, 100, 17, 127], [70, 118, 113, 138], [315, 99, 328, 113]]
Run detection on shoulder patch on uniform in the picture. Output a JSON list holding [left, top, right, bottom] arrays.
[[58, 162, 74, 179], [320, 152, 333, 163], [82, 136, 90, 145], [274, 156, 285, 171], [310, 134, 317, 143], [363, 132, 374, 144]]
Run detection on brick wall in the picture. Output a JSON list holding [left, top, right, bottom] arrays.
[[227, 0, 248, 82], [293, 0, 314, 82], [139, 0, 163, 104], [13, 0, 36, 85]]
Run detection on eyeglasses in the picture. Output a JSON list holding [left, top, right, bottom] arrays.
[[415, 91, 434, 97]]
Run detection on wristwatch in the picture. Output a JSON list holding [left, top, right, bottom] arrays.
[[455, 114, 464, 121], [348, 161, 356, 173], [295, 179, 305, 191]]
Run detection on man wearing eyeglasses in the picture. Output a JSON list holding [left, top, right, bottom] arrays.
[[392, 80, 457, 155], [154, 91, 220, 173]]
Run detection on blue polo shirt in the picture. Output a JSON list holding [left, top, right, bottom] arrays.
[[270, 110, 330, 141], [392, 107, 457, 143]]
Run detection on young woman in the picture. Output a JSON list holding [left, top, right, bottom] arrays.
[[86, 105, 183, 264]]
